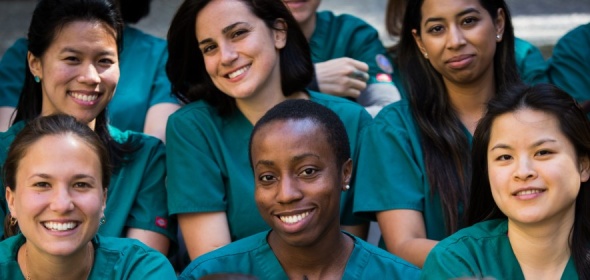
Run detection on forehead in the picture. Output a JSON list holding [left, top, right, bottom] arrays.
[[195, 0, 261, 38], [489, 109, 565, 144], [420, 0, 486, 19], [252, 119, 331, 154], [48, 20, 117, 50]]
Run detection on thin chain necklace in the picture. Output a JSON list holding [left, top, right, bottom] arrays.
[[23, 242, 93, 280]]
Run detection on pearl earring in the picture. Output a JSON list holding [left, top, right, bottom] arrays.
[[496, 34, 501, 40], [423, 53, 429, 59], [344, 184, 350, 190]]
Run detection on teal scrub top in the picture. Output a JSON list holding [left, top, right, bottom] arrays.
[[0, 122, 176, 241], [178, 230, 421, 280], [166, 91, 372, 241], [515, 37, 549, 85], [0, 233, 176, 279], [548, 23, 590, 104], [421, 219, 578, 280], [0, 26, 179, 133], [353, 100, 472, 242], [310, 11, 399, 111]]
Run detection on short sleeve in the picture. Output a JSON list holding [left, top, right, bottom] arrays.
[[514, 38, 548, 85], [0, 38, 28, 107]]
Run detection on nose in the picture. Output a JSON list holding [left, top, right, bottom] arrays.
[[219, 43, 238, 66], [513, 156, 537, 181], [49, 186, 75, 213], [446, 25, 466, 50], [276, 176, 303, 204], [77, 63, 101, 84]]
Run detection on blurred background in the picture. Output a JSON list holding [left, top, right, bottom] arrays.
[[1, 0, 589, 59]]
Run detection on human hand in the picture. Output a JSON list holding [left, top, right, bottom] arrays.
[[315, 57, 369, 99]]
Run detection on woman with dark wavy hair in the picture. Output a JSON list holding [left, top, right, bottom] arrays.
[[423, 83, 590, 279], [354, 0, 521, 267], [165, 0, 371, 260]]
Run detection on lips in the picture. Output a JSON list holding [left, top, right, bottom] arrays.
[[68, 91, 102, 105], [42, 221, 80, 231], [279, 211, 310, 224], [445, 54, 475, 70], [226, 65, 251, 79], [512, 188, 546, 196]]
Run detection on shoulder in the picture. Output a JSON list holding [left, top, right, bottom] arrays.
[[168, 101, 218, 124], [354, 235, 420, 270], [0, 122, 25, 153], [0, 234, 24, 264], [123, 26, 167, 50], [316, 11, 376, 31], [554, 23, 590, 50], [309, 91, 370, 117], [370, 100, 415, 129], [180, 232, 269, 278]]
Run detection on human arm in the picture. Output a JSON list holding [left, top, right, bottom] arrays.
[[179, 212, 232, 260], [126, 228, 170, 256], [143, 103, 180, 143], [0, 108, 15, 132], [377, 209, 437, 268], [314, 57, 369, 99]]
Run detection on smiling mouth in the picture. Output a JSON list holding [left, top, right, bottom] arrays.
[[69, 92, 99, 102], [42, 221, 79, 231], [227, 65, 250, 79], [279, 211, 310, 224], [513, 189, 546, 196]]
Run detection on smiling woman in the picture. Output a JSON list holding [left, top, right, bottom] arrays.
[[0, 114, 175, 279], [421, 83, 590, 279], [178, 99, 420, 279]]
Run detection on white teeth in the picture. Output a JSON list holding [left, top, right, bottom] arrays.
[[515, 189, 543, 196], [70, 92, 98, 102], [279, 211, 310, 224], [228, 66, 249, 79], [43, 222, 77, 231]]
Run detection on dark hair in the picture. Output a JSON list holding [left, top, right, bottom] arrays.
[[166, 0, 313, 116], [385, 0, 407, 53], [468, 83, 590, 279], [397, 0, 520, 234], [14, 0, 136, 167], [116, 0, 152, 24], [249, 99, 350, 169], [3, 114, 112, 238]]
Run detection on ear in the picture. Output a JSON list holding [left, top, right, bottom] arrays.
[[6, 187, 16, 219], [341, 159, 353, 191], [272, 18, 288, 50], [579, 156, 590, 183], [27, 51, 42, 80], [412, 29, 427, 57], [494, 8, 506, 42]]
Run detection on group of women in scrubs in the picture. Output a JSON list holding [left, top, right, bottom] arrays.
[[1, 0, 589, 278]]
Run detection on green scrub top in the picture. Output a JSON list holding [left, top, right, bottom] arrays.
[[515, 37, 549, 85], [0, 26, 179, 133], [178, 230, 421, 280], [353, 100, 472, 242], [309, 11, 399, 112], [548, 23, 590, 104], [166, 91, 372, 241], [0, 122, 176, 241], [0, 233, 176, 279], [421, 219, 578, 280]]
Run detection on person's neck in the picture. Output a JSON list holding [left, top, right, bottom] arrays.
[[445, 78, 495, 135], [236, 89, 308, 125], [299, 13, 317, 40], [508, 212, 574, 279], [269, 227, 354, 280], [20, 241, 94, 280]]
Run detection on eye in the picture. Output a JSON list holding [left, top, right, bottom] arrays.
[[201, 44, 217, 54], [64, 56, 80, 63], [298, 168, 317, 177], [495, 154, 512, 161], [427, 25, 444, 34], [231, 29, 249, 39], [33, 182, 51, 188], [73, 182, 92, 188], [535, 149, 553, 157], [259, 174, 276, 182], [462, 16, 479, 26], [98, 58, 115, 65]]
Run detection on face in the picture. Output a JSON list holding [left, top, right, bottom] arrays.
[[413, 0, 504, 86], [196, 0, 287, 102], [487, 108, 590, 227], [6, 134, 106, 257], [283, 0, 321, 25], [28, 21, 119, 127], [251, 119, 351, 247]]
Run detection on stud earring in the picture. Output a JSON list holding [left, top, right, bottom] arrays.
[[344, 184, 350, 190], [100, 216, 106, 225], [9, 215, 17, 226], [496, 34, 501, 40], [34, 76, 40, 83], [423, 53, 429, 59]]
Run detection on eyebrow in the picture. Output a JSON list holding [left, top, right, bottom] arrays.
[[60, 47, 115, 57], [254, 153, 320, 169], [28, 173, 96, 181], [198, 21, 248, 46], [424, 7, 481, 26], [490, 138, 557, 151]]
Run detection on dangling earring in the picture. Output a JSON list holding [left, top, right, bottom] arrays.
[[9, 215, 17, 226], [99, 216, 106, 225], [34, 76, 40, 83]]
